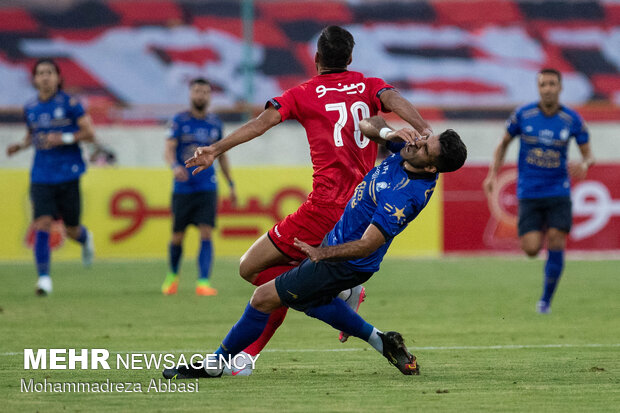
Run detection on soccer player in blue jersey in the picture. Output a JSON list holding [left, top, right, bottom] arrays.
[[483, 68, 594, 314], [6, 58, 96, 296], [163, 118, 466, 378], [161, 78, 236, 296]]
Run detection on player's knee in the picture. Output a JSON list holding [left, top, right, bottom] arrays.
[[65, 226, 80, 239], [521, 243, 541, 257], [239, 257, 257, 283], [34, 216, 53, 232], [249, 287, 269, 311]]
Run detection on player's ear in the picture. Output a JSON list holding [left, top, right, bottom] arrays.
[[314, 52, 320, 64], [347, 55, 352, 65], [424, 164, 437, 174]]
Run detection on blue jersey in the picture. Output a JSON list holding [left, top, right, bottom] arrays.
[[24, 91, 86, 184], [168, 111, 223, 194], [327, 152, 437, 272], [507, 102, 589, 199]]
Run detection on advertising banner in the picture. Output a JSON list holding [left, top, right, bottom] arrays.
[[443, 164, 620, 252], [0, 167, 441, 261]]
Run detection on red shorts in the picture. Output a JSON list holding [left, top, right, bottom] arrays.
[[268, 200, 345, 261]]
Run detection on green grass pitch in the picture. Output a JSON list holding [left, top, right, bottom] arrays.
[[1, 257, 619, 412]]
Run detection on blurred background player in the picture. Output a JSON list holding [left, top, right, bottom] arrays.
[[186, 25, 432, 372], [164, 120, 467, 380], [6, 58, 96, 296], [161, 78, 237, 296], [483, 68, 594, 314]]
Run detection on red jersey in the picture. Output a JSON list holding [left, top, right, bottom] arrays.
[[268, 70, 393, 207]]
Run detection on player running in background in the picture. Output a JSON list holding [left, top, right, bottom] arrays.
[[164, 119, 467, 379], [185, 25, 432, 370], [161, 78, 236, 296], [483, 68, 594, 314], [6, 58, 96, 296]]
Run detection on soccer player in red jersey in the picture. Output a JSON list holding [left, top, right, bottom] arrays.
[[186, 26, 431, 372]]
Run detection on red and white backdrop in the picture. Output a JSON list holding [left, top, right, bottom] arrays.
[[443, 164, 620, 252]]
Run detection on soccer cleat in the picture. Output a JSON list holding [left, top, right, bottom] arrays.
[[196, 280, 217, 296], [338, 285, 366, 343], [537, 300, 551, 314], [379, 331, 419, 375], [162, 273, 179, 295], [222, 351, 254, 377], [163, 357, 223, 379], [36, 275, 52, 296], [82, 230, 95, 267]]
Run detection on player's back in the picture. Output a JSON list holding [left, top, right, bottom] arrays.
[[271, 71, 392, 207]]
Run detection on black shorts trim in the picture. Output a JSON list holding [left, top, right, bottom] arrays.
[[275, 259, 373, 312], [172, 191, 217, 232], [266, 232, 295, 261], [370, 221, 390, 242]]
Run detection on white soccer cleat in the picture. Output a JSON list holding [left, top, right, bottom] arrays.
[[36, 275, 52, 296], [82, 230, 95, 267], [338, 285, 366, 342], [222, 351, 255, 377], [536, 300, 551, 314]]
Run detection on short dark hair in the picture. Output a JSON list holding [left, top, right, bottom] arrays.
[[190, 77, 210, 87], [32, 58, 63, 89], [317, 25, 355, 69], [539, 68, 562, 83], [435, 129, 467, 173]]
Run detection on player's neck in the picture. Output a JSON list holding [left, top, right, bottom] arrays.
[[38, 88, 57, 102], [190, 108, 207, 118], [402, 160, 434, 178], [539, 102, 560, 116]]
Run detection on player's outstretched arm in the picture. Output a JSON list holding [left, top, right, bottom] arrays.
[[218, 153, 237, 207], [483, 132, 513, 196], [185, 106, 281, 175], [359, 116, 421, 146], [294, 224, 386, 263], [379, 89, 433, 137]]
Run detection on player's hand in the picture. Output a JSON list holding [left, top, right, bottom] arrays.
[[185, 146, 216, 175], [482, 176, 495, 197], [173, 165, 189, 181], [568, 162, 589, 180], [294, 237, 322, 262], [385, 127, 420, 145], [43, 132, 64, 148], [6, 143, 22, 156]]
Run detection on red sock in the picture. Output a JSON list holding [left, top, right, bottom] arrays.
[[245, 264, 296, 355], [252, 265, 296, 286], [244, 306, 288, 356]]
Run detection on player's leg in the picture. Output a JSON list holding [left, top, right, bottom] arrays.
[[518, 198, 544, 257], [162, 193, 188, 295], [195, 191, 218, 296], [30, 183, 56, 295], [239, 233, 292, 284], [538, 197, 572, 313], [60, 180, 94, 267]]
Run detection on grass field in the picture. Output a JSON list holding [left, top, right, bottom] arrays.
[[1, 257, 619, 412]]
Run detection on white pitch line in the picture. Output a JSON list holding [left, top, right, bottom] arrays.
[[2, 343, 619, 357]]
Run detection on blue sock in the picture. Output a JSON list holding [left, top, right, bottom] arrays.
[[541, 249, 564, 304], [76, 226, 88, 245], [169, 243, 182, 274], [198, 240, 212, 280], [215, 303, 270, 357], [34, 231, 50, 276], [305, 298, 374, 341]]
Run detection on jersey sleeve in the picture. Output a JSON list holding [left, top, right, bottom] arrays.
[[214, 115, 224, 141], [385, 141, 405, 154], [266, 87, 299, 122], [166, 116, 181, 140], [366, 77, 394, 113], [572, 113, 589, 145], [370, 191, 420, 241], [505, 109, 521, 137], [67, 96, 86, 120]]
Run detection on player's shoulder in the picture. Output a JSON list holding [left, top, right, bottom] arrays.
[[205, 112, 222, 126], [173, 111, 191, 123], [558, 105, 583, 122], [514, 102, 540, 119], [24, 96, 39, 110]]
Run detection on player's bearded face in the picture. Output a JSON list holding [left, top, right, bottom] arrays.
[[538, 74, 561, 106], [190, 84, 211, 111]]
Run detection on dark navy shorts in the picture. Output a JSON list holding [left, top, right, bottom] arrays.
[[172, 191, 217, 232], [275, 258, 373, 312], [518, 196, 572, 236], [30, 179, 81, 227]]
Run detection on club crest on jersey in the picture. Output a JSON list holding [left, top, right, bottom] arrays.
[[560, 128, 569, 141], [53, 107, 64, 119], [316, 82, 365, 98], [376, 182, 388, 191]]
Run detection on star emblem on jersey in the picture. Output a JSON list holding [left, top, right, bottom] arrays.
[[391, 207, 406, 223]]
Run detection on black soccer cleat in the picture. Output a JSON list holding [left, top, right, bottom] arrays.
[[162, 363, 222, 380], [379, 331, 420, 375]]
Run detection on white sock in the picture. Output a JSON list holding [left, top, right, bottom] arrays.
[[367, 328, 383, 354]]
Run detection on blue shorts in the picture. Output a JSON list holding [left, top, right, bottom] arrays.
[[171, 191, 217, 232], [518, 196, 572, 236], [275, 258, 373, 312]]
